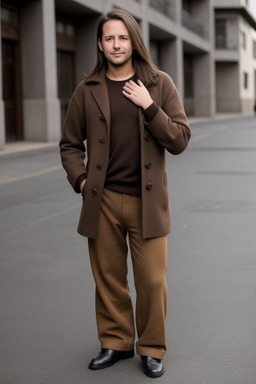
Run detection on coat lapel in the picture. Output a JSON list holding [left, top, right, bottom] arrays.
[[85, 69, 111, 132], [90, 83, 111, 130]]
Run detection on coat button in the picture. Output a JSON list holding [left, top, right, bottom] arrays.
[[144, 133, 151, 142], [99, 114, 105, 121], [96, 164, 103, 169], [146, 183, 152, 190], [145, 161, 151, 169], [92, 188, 98, 195], [99, 137, 105, 144]]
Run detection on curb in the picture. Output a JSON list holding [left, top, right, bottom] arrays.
[[188, 113, 253, 126], [0, 142, 59, 160]]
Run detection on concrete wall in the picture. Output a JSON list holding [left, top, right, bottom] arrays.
[[216, 63, 241, 112]]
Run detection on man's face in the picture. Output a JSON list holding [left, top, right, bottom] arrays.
[[98, 20, 133, 68]]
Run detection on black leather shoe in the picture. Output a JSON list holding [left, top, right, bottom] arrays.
[[141, 356, 165, 378], [88, 349, 134, 370]]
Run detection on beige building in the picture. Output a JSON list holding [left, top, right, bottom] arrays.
[[214, 0, 256, 113], [0, 0, 256, 150]]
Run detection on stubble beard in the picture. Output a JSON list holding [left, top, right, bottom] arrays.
[[107, 51, 133, 69]]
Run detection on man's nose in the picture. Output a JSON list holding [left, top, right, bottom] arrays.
[[113, 38, 120, 49]]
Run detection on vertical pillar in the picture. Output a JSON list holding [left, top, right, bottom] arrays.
[[141, 0, 150, 49], [193, 0, 215, 116], [174, 0, 184, 100], [176, 37, 184, 101], [157, 0, 184, 100], [193, 54, 211, 116], [160, 37, 184, 100], [21, 0, 60, 142]]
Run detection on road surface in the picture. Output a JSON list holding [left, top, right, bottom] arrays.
[[1, 115, 256, 383]]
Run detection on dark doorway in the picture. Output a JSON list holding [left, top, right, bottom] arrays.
[[57, 50, 75, 127], [56, 19, 76, 128], [1, 5, 23, 142]]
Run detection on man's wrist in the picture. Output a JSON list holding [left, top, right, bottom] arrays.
[[80, 179, 87, 192], [143, 101, 159, 122], [75, 173, 87, 193]]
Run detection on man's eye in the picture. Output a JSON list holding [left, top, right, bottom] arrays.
[[106, 37, 113, 41]]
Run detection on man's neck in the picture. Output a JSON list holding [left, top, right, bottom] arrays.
[[106, 63, 135, 81]]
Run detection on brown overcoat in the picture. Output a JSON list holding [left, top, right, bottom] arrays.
[[59, 69, 191, 239]]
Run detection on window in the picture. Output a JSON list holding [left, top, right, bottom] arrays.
[[56, 21, 75, 37], [241, 31, 246, 49], [1, 6, 18, 23], [244, 72, 248, 89], [215, 19, 226, 49], [183, 0, 192, 13]]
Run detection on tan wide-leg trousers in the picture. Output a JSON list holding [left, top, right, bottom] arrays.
[[88, 188, 167, 360]]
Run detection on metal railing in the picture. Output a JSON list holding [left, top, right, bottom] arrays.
[[215, 38, 238, 50], [182, 10, 205, 38], [150, 0, 174, 19]]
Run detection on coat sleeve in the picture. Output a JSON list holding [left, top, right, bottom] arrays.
[[59, 84, 87, 192], [145, 72, 191, 155]]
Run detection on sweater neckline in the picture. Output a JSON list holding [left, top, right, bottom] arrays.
[[106, 73, 136, 85]]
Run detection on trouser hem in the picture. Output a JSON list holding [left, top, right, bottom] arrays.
[[136, 347, 166, 360], [101, 340, 134, 352]]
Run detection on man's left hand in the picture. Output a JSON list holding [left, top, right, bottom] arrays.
[[122, 79, 153, 110]]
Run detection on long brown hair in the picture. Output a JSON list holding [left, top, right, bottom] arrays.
[[88, 9, 158, 87]]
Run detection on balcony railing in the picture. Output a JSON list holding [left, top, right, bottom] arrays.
[[215, 37, 238, 50], [182, 10, 205, 38], [150, 0, 174, 19]]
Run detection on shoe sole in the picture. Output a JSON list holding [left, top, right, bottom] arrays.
[[88, 350, 134, 370]]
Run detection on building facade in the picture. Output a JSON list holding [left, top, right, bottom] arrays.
[[214, 0, 256, 113], [0, 0, 256, 150]]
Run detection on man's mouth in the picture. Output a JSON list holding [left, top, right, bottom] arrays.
[[112, 52, 124, 57]]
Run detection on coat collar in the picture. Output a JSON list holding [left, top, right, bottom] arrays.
[[84, 67, 107, 85]]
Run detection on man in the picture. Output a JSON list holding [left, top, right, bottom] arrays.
[[60, 9, 191, 378]]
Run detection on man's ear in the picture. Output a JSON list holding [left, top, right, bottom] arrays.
[[98, 38, 103, 52]]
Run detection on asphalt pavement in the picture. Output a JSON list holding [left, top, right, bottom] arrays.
[[0, 114, 256, 384]]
